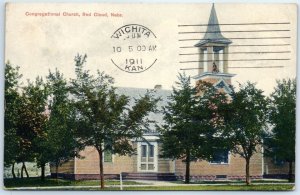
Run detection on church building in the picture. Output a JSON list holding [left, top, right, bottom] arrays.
[[51, 4, 284, 181]]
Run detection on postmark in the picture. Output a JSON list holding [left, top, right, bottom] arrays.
[[110, 24, 158, 73]]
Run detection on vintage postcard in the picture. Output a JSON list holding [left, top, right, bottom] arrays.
[[3, 3, 296, 191]]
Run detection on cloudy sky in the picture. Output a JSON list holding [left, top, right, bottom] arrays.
[[5, 3, 297, 94]]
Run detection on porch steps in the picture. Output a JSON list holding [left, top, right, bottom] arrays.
[[122, 172, 177, 181]]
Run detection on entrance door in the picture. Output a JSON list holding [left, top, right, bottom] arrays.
[[137, 142, 158, 172]]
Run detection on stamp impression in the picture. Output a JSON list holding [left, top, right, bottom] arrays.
[[110, 24, 158, 73]]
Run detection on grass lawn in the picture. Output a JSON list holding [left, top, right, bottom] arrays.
[[5, 184, 294, 191], [4, 178, 294, 191], [3, 178, 141, 188], [172, 179, 290, 184], [122, 184, 294, 191]]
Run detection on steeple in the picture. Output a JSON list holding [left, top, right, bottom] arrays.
[[193, 4, 235, 89], [195, 4, 232, 47]]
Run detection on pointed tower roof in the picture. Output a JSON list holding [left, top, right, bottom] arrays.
[[195, 4, 232, 47]]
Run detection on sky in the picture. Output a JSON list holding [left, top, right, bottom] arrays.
[[5, 3, 297, 95]]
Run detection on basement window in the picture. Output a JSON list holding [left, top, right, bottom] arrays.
[[216, 175, 227, 179]]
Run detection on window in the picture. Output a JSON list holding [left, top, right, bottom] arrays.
[[141, 145, 147, 157], [270, 147, 285, 166], [149, 145, 154, 157], [273, 155, 285, 166], [210, 149, 229, 164], [138, 142, 158, 172], [104, 150, 113, 162]]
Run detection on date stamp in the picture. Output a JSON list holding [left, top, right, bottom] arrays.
[[110, 24, 158, 73]]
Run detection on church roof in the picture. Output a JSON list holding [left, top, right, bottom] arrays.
[[116, 87, 171, 135], [195, 4, 232, 47]]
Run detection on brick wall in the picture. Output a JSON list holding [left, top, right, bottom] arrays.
[[264, 157, 294, 175], [74, 143, 174, 175], [157, 143, 174, 173], [175, 151, 263, 178], [51, 143, 266, 179], [75, 146, 136, 174], [157, 158, 173, 173]]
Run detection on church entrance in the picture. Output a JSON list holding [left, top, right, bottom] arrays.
[[137, 142, 158, 172]]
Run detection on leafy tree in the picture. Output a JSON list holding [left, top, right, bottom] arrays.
[[44, 69, 84, 180], [224, 82, 268, 185], [17, 77, 48, 178], [159, 74, 228, 184], [70, 54, 159, 189], [5, 63, 48, 179], [34, 134, 51, 180], [4, 62, 23, 178], [267, 78, 296, 182]]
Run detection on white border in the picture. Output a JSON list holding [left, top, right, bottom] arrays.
[[0, 1, 299, 195]]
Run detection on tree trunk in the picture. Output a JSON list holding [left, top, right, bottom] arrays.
[[56, 163, 59, 180], [97, 147, 105, 189], [185, 150, 190, 184], [11, 162, 16, 179], [245, 158, 251, 185], [21, 163, 24, 179], [23, 162, 29, 178], [41, 163, 45, 181], [288, 161, 294, 183]]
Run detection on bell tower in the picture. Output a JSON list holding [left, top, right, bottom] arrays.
[[193, 4, 235, 90]]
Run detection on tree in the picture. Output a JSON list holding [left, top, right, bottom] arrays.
[[34, 133, 51, 180], [70, 54, 159, 189], [225, 82, 268, 185], [267, 78, 296, 182], [4, 62, 23, 178], [44, 69, 84, 180], [159, 74, 228, 184], [17, 77, 48, 178], [5, 63, 48, 179]]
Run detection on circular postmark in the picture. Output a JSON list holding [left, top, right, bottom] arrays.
[[110, 24, 158, 73]]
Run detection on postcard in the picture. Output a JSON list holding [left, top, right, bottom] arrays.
[[3, 3, 296, 191]]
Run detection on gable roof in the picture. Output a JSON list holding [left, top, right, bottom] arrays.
[[195, 4, 232, 47], [116, 87, 171, 135], [213, 79, 232, 94]]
